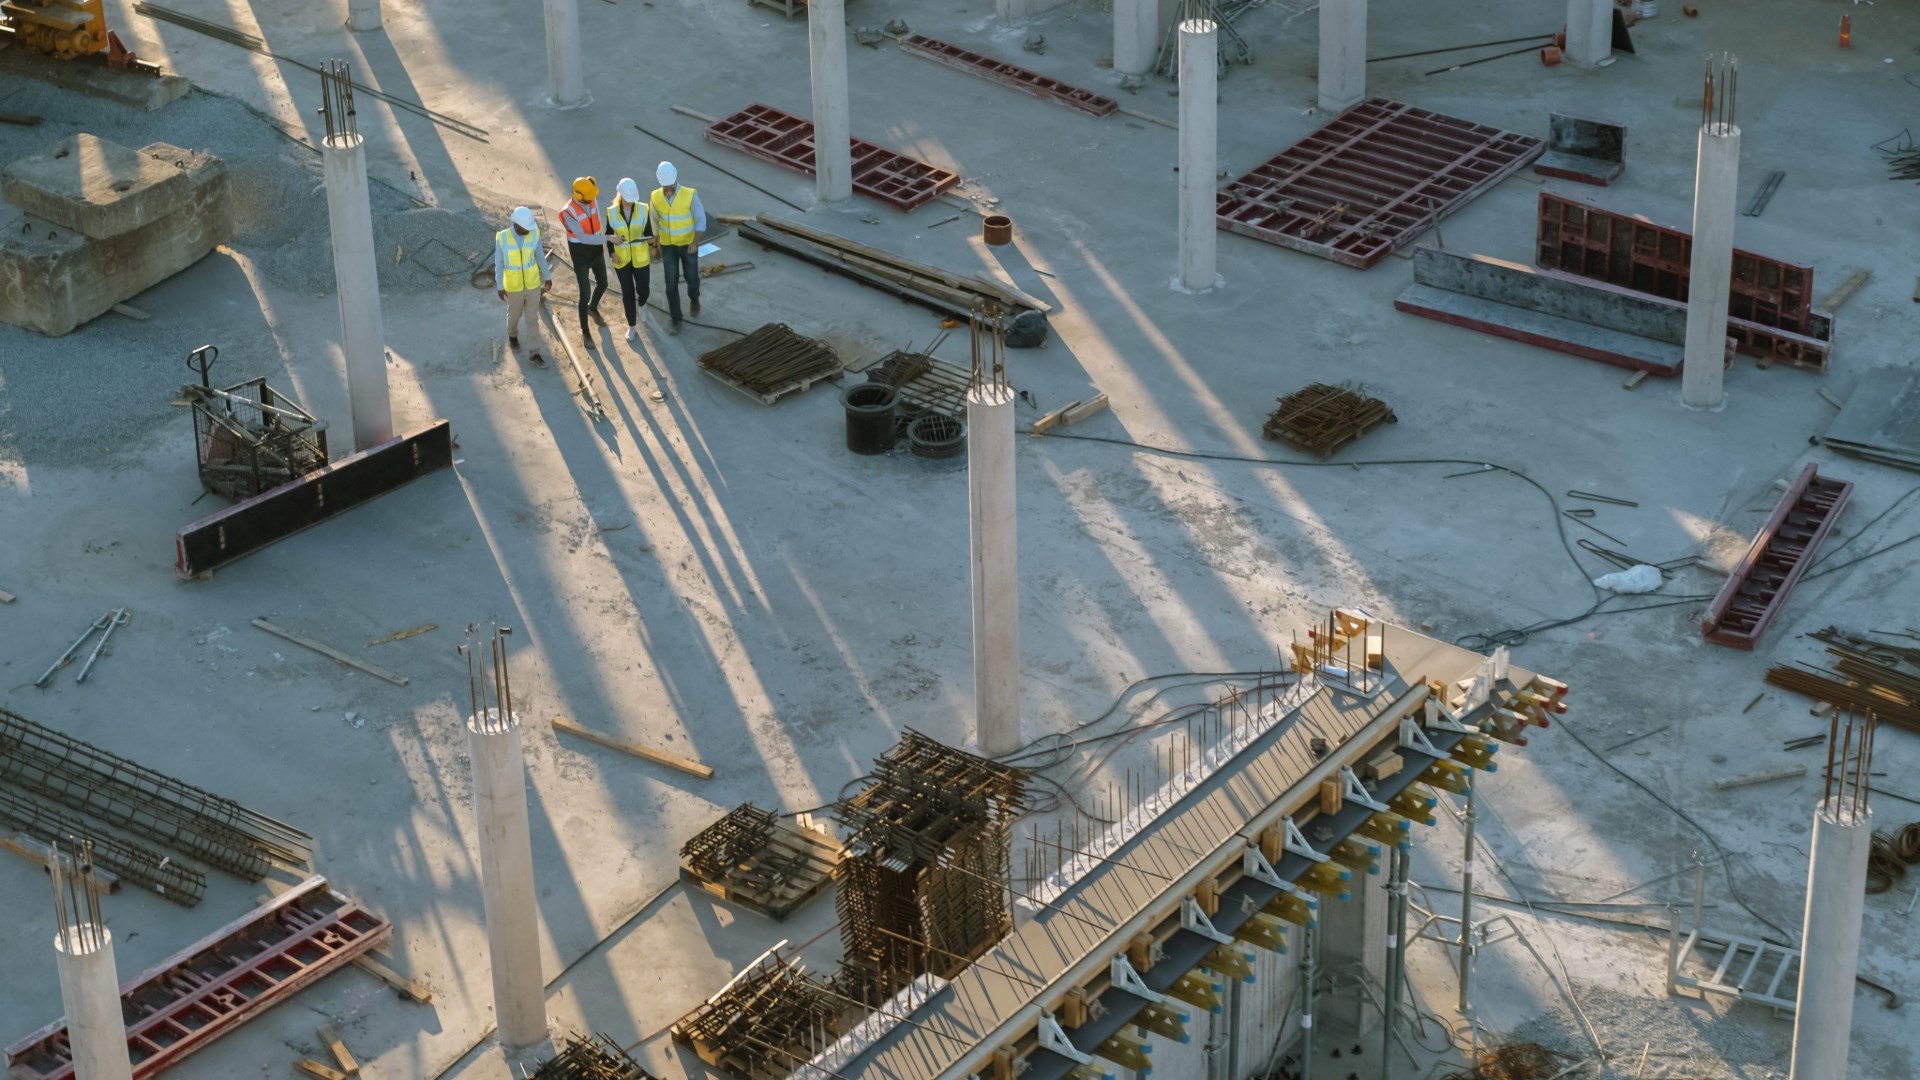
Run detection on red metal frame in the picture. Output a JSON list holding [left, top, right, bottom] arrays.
[[1534, 193, 1829, 373], [706, 104, 958, 211], [1216, 99, 1543, 269], [1702, 464, 1852, 650], [6, 877, 391, 1080], [899, 35, 1117, 117]]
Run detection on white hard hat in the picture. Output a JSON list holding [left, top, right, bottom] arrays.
[[510, 206, 537, 230], [617, 177, 640, 203], [656, 161, 677, 186]]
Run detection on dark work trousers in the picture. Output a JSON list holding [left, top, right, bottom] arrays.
[[568, 241, 608, 334], [613, 262, 651, 327], [659, 243, 699, 323]]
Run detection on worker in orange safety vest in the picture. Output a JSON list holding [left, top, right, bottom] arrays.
[[559, 176, 611, 350]]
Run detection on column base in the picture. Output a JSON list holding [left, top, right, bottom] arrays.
[[1170, 273, 1225, 295]]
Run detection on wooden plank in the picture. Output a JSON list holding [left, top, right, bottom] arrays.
[[350, 954, 432, 1003], [251, 619, 410, 686], [0, 832, 122, 892], [552, 716, 714, 779], [1621, 370, 1649, 391], [294, 1059, 350, 1080], [1817, 269, 1870, 314], [1030, 399, 1084, 436], [316, 1025, 357, 1074], [748, 214, 1052, 313], [0, 588, 14, 603], [1063, 393, 1110, 424], [111, 303, 151, 321], [365, 623, 436, 647]]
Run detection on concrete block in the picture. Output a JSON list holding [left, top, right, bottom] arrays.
[[0, 47, 190, 112], [0, 145, 231, 337], [4, 134, 194, 239], [1412, 247, 1688, 344]]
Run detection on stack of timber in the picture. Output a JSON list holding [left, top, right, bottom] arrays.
[[724, 213, 1050, 322], [680, 802, 844, 921], [696, 324, 841, 405]]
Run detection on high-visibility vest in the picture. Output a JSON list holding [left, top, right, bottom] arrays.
[[559, 198, 601, 242], [497, 226, 543, 293], [650, 185, 697, 246], [604, 201, 651, 269]]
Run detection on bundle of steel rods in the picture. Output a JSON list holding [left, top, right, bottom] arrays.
[[1765, 648, 1920, 732], [1888, 146, 1920, 183], [697, 324, 839, 395], [0, 707, 313, 875], [1262, 383, 1397, 457], [531, 1033, 658, 1079], [0, 785, 206, 905]]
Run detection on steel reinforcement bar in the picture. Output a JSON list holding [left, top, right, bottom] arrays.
[[0, 708, 310, 876], [0, 786, 206, 905]]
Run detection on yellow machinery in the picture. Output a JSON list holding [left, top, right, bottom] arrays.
[[2, 0, 107, 60]]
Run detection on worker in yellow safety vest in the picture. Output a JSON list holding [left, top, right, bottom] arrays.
[[604, 177, 653, 343], [495, 205, 554, 367], [559, 176, 611, 351], [649, 161, 707, 334]]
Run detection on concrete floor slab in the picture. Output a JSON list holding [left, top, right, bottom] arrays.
[[1, 0, 1918, 1077]]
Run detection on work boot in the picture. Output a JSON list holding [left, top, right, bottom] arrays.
[[590, 308, 607, 327], [509, 335, 520, 349], [583, 336, 596, 353], [689, 297, 702, 317], [625, 325, 638, 342], [528, 351, 546, 368], [669, 319, 682, 335]]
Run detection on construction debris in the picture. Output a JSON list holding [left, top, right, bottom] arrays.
[[252, 618, 411, 686], [531, 1033, 659, 1079], [35, 607, 130, 686], [1439, 1042, 1576, 1080], [1262, 383, 1397, 457], [1702, 464, 1851, 649], [696, 324, 842, 406], [1713, 764, 1807, 790], [552, 716, 714, 779], [1766, 645, 1920, 733], [365, 623, 436, 647], [1534, 112, 1626, 186], [1031, 392, 1109, 436], [670, 944, 843, 1080], [680, 802, 843, 921]]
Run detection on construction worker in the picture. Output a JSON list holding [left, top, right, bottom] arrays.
[[559, 176, 611, 350], [604, 177, 653, 342], [649, 161, 706, 334], [495, 206, 553, 367]]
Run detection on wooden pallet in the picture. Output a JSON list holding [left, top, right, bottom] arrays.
[[699, 362, 843, 407], [681, 813, 843, 922]]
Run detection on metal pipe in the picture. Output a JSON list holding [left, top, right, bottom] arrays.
[[1456, 776, 1477, 1013]]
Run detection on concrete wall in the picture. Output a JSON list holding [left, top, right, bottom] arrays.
[[0, 145, 231, 337], [1411, 246, 1689, 344]]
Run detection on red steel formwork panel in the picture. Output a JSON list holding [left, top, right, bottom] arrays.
[[705, 104, 959, 211], [1702, 464, 1852, 650], [5, 877, 391, 1080], [1215, 99, 1544, 269], [899, 35, 1117, 116], [1535, 193, 1831, 373]]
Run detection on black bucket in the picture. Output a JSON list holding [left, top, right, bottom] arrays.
[[843, 383, 898, 455]]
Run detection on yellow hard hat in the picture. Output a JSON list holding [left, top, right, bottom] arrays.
[[572, 176, 598, 202]]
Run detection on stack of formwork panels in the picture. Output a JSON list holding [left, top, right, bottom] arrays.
[[0, 133, 232, 336]]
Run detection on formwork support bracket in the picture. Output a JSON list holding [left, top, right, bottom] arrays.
[[1038, 1014, 1093, 1065], [1282, 817, 1330, 864], [1183, 896, 1236, 945], [1110, 955, 1167, 1003], [1339, 766, 1390, 812]]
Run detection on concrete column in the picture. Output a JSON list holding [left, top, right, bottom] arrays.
[[1113, 0, 1158, 77], [1177, 20, 1217, 292], [1681, 121, 1739, 410], [468, 710, 547, 1048], [543, 0, 588, 109], [1563, 0, 1611, 68], [345, 0, 380, 32], [54, 927, 133, 1080], [808, 0, 852, 202], [1788, 799, 1873, 1080], [968, 385, 1020, 757], [1319, 864, 1387, 1034], [320, 132, 392, 452], [1316, 0, 1366, 113]]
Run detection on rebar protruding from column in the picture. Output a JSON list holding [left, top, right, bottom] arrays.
[[1790, 709, 1875, 1080], [1822, 705, 1874, 814], [320, 60, 357, 140], [968, 306, 1008, 394], [1701, 52, 1737, 135], [463, 623, 518, 735], [49, 838, 105, 954]]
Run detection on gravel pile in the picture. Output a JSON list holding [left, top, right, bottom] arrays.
[[1509, 984, 1789, 1078], [0, 85, 493, 467]]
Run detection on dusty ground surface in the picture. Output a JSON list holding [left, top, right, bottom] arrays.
[[1, 0, 1917, 1077]]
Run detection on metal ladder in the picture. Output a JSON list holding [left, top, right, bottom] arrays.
[[1665, 854, 1799, 1014]]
